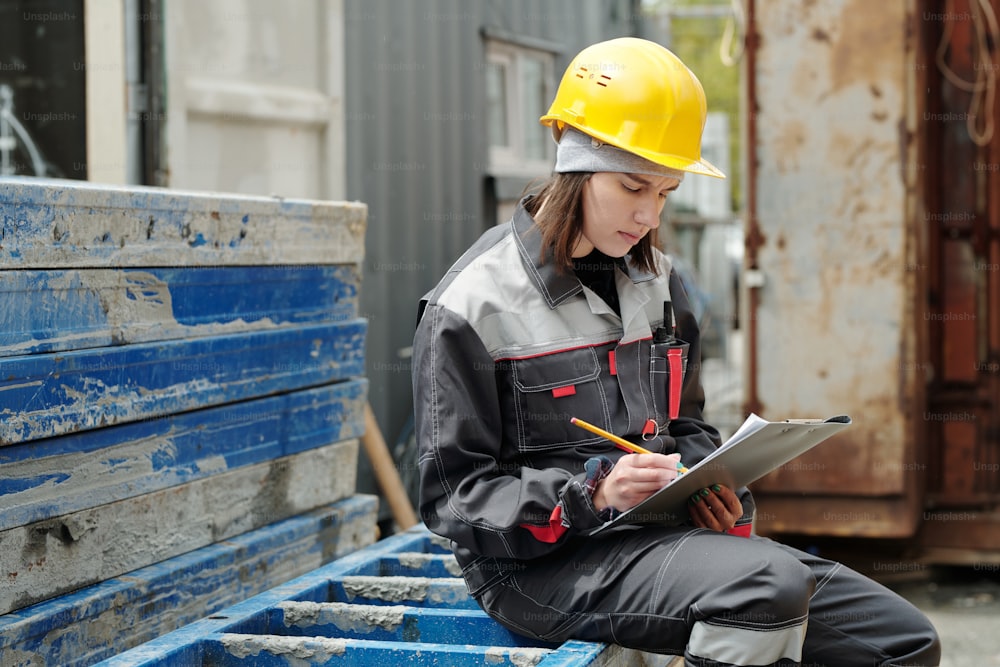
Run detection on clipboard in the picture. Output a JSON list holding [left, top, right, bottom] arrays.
[[590, 413, 852, 534]]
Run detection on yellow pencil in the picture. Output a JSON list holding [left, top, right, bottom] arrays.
[[569, 417, 689, 473], [570, 416, 650, 453]]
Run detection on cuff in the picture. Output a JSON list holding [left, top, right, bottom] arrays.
[[520, 456, 619, 544], [582, 455, 620, 524], [726, 522, 753, 538]]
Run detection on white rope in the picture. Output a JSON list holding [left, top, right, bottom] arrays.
[[934, 0, 999, 146], [719, 0, 746, 67]]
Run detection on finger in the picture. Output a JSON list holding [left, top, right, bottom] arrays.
[[699, 487, 739, 531], [687, 492, 707, 527], [616, 463, 677, 486], [691, 503, 721, 531], [726, 493, 744, 518], [622, 478, 674, 495], [711, 484, 744, 518], [626, 453, 682, 470], [608, 473, 670, 499], [688, 489, 722, 531], [702, 489, 735, 528]]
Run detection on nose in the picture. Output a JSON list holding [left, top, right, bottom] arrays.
[[634, 196, 661, 230]]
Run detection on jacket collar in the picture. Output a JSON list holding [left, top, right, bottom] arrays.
[[511, 197, 658, 309]]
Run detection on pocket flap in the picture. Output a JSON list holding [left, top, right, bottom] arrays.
[[512, 347, 601, 392]]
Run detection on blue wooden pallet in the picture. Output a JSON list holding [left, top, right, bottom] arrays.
[[0, 378, 367, 531], [0, 495, 379, 667], [0, 319, 366, 445], [0, 177, 366, 269], [96, 526, 647, 667], [0, 177, 380, 660], [0, 265, 360, 357]]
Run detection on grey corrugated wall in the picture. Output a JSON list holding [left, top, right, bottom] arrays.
[[344, 0, 643, 522]]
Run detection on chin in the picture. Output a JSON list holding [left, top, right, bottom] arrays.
[[601, 246, 630, 258]]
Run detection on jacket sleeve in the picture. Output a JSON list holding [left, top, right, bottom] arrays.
[[413, 302, 608, 560], [667, 269, 756, 531]]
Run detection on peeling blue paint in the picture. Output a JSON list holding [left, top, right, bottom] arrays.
[[0, 472, 70, 495], [0, 266, 361, 358], [0, 320, 367, 445], [0, 379, 367, 532], [148, 447, 174, 472]]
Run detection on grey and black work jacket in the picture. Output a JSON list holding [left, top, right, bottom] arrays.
[[413, 201, 754, 596]]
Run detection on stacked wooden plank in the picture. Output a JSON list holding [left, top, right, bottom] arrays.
[[0, 178, 378, 665]]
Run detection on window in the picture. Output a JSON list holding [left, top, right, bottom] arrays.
[[0, 1, 86, 179], [484, 39, 555, 176]]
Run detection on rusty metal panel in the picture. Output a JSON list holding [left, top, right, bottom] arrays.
[[755, 495, 918, 539], [921, 0, 1000, 518], [750, 0, 917, 499], [940, 239, 980, 383], [938, 419, 978, 500]]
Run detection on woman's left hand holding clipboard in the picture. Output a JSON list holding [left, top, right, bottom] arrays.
[[686, 484, 743, 532]]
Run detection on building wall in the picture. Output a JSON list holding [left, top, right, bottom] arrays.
[[163, 0, 346, 199]]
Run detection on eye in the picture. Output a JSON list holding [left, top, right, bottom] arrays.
[[622, 183, 640, 193]]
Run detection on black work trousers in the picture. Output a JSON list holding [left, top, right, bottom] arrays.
[[475, 528, 941, 666]]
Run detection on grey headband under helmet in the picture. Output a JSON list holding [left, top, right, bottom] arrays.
[[553, 127, 686, 182]]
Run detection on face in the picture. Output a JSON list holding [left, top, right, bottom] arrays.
[[573, 172, 680, 258]]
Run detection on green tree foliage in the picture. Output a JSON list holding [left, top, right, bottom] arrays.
[[642, 0, 742, 213]]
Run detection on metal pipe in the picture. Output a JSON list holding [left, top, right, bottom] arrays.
[[0, 84, 11, 175], [0, 84, 47, 176], [742, 0, 763, 416]]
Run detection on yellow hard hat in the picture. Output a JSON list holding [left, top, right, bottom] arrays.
[[540, 37, 725, 179]]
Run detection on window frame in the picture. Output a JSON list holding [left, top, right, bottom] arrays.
[[484, 38, 556, 177]]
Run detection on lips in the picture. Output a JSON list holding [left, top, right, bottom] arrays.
[[618, 231, 641, 244]]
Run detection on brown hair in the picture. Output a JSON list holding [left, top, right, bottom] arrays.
[[523, 172, 661, 275]]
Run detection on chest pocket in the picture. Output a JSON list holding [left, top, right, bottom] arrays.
[[510, 347, 609, 452]]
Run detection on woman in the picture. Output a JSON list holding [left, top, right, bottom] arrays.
[[413, 37, 940, 666]]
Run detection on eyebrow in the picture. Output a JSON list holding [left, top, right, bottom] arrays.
[[628, 173, 680, 191]]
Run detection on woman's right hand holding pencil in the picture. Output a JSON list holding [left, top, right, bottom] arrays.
[[592, 453, 685, 512]]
